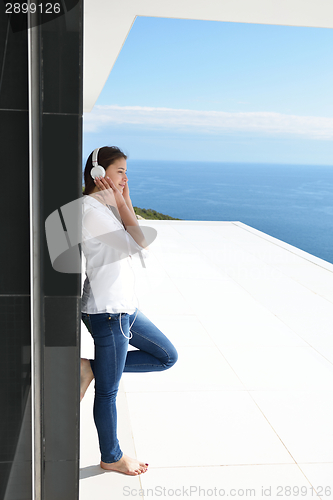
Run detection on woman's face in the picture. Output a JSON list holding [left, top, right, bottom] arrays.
[[105, 158, 128, 193]]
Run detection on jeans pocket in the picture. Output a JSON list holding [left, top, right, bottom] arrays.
[[82, 314, 92, 334], [107, 313, 121, 321]]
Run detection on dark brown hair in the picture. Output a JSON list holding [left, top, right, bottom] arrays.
[[83, 146, 128, 195]]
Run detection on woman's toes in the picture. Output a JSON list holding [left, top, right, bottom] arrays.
[[100, 454, 148, 476]]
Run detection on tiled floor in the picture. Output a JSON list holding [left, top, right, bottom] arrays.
[[80, 221, 333, 500]]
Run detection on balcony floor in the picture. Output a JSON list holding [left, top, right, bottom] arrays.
[[79, 221, 333, 500]]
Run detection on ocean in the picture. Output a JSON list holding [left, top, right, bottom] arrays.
[[127, 160, 333, 265]]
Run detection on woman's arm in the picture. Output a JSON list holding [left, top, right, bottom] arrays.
[[117, 200, 148, 249], [122, 181, 142, 222], [124, 195, 138, 221], [94, 176, 148, 249]]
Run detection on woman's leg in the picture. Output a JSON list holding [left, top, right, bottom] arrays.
[[80, 315, 95, 401], [85, 312, 128, 463], [80, 358, 94, 402], [81, 312, 148, 474], [124, 309, 178, 372]]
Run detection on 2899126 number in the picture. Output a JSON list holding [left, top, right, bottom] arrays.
[[276, 486, 331, 496], [5, 3, 61, 14]]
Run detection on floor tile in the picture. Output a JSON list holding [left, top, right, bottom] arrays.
[[79, 467, 142, 500], [250, 391, 333, 463], [221, 346, 333, 390], [197, 303, 307, 349], [122, 345, 245, 392], [172, 277, 255, 313], [139, 464, 316, 500], [126, 390, 294, 467], [152, 251, 231, 280], [226, 272, 333, 364], [298, 463, 333, 499]]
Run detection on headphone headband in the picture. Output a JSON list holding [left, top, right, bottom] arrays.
[[92, 147, 100, 166], [90, 147, 106, 179]]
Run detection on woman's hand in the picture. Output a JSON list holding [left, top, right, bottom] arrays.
[[92, 176, 141, 236], [122, 181, 130, 203], [92, 176, 125, 210]]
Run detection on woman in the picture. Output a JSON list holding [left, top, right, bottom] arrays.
[[80, 146, 178, 476]]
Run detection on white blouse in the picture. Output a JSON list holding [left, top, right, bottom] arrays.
[[81, 195, 148, 315]]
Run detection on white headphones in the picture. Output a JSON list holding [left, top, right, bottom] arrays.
[[90, 148, 106, 179]]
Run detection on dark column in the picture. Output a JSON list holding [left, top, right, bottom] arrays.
[[0, 2, 83, 499], [0, 6, 32, 499], [40, 5, 83, 499]]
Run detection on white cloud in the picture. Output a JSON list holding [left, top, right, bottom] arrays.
[[83, 105, 333, 140]]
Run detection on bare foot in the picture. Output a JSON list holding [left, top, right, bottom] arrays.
[[80, 358, 94, 402], [100, 454, 149, 476]]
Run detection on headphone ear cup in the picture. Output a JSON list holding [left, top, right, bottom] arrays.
[[90, 165, 106, 179]]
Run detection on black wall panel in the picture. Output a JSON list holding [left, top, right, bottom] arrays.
[[0, 109, 30, 295]]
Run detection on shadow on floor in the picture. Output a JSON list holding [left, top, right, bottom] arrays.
[[80, 465, 105, 480]]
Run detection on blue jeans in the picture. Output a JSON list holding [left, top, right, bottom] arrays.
[[81, 309, 178, 463]]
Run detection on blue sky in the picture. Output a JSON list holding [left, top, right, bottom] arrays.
[[83, 17, 333, 164]]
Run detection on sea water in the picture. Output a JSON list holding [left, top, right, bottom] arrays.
[[127, 160, 333, 265]]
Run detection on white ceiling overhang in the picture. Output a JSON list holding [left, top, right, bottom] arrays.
[[83, 0, 333, 112]]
